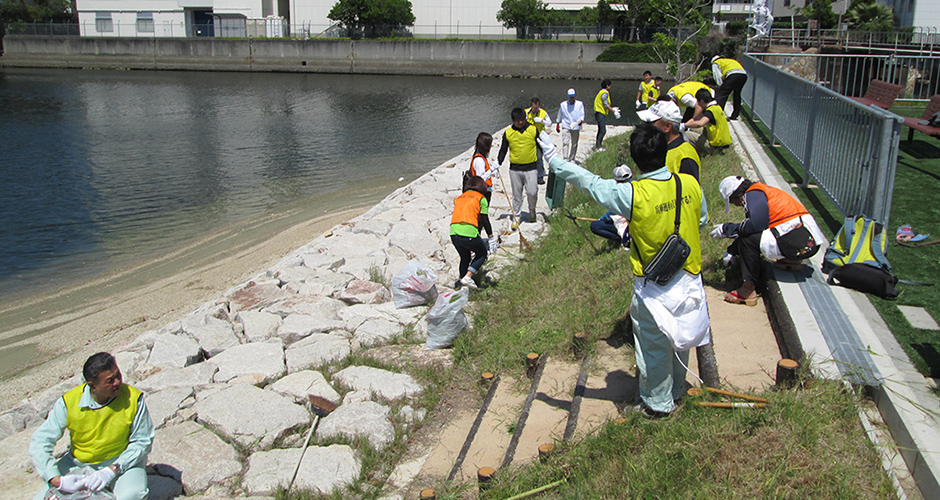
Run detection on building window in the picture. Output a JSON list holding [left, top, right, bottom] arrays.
[[784, 0, 791, 7], [137, 12, 154, 33], [95, 12, 113, 33]]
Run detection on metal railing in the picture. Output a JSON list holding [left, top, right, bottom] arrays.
[[748, 52, 940, 102], [753, 27, 940, 55], [741, 55, 902, 227]]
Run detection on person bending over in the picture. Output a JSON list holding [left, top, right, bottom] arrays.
[[683, 88, 732, 155], [30, 352, 153, 500], [712, 175, 826, 305], [451, 176, 494, 289], [590, 165, 633, 247]]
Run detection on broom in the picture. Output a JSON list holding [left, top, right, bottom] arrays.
[[287, 395, 338, 491], [497, 171, 533, 250]]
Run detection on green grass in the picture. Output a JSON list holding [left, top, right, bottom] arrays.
[[742, 102, 940, 379], [278, 131, 895, 499]]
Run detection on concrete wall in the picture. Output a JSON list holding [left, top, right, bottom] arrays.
[[0, 36, 666, 79]]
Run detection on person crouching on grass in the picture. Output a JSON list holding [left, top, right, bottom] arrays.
[[451, 176, 494, 289]]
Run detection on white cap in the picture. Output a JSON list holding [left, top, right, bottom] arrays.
[[719, 175, 747, 212], [613, 165, 633, 182], [712, 55, 721, 63], [567, 88, 576, 97], [636, 100, 682, 125]]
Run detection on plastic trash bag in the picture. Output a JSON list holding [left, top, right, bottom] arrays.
[[44, 467, 116, 500], [392, 260, 439, 308], [425, 288, 470, 349]]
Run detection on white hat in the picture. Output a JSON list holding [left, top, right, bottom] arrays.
[[711, 55, 721, 63], [637, 100, 682, 125], [567, 88, 576, 97], [613, 165, 633, 182], [719, 175, 747, 213]]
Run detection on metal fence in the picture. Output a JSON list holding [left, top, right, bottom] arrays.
[[753, 27, 940, 55], [741, 55, 902, 226], [748, 52, 940, 102]]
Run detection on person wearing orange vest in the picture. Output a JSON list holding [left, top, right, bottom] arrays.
[[451, 176, 494, 289], [543, 123, 711, 418], [469, 132, 497, 202], [711, 55, 748, 120], [30, 352, 153, 500], [713, 176, 826, 305]]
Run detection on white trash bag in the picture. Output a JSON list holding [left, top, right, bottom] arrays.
[[425, 288, 470, 349], [392, 260, 439, 308]]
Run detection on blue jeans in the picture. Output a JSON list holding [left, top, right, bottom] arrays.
[[451, 234, 487, 277], [595, 111, 607, 149]]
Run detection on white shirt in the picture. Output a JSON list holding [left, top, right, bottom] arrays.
[[556, 99, 585, 130]]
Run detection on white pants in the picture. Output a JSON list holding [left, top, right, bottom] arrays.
[[562, 128, 580, 161], [510, 169, 538, 221]]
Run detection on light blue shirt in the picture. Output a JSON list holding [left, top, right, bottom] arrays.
[[548, 156, 709, 226], [29, 384, 154, 481]]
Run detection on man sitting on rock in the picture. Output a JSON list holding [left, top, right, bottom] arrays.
[[30, 352, 154, 500]]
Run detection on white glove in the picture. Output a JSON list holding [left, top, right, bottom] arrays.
[[537, 131, 557, 163], [635, 100, 642, 110], [490, 167, 499, 180], [709, 224, 725, 239], [613, 107, 622, 119], [488, 236, 498, 254], [679, 123, 688, 133], [57, 475, 86, 494], [85, 467, 116, 492]]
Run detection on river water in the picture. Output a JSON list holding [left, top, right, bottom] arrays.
[[0, 68, 640, 302]]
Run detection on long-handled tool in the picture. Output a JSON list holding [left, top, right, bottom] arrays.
[[287, 395, 338, 491], [687, 387, 769, 409], [497, 172, 532, 250], [563, 208, 598, 253]]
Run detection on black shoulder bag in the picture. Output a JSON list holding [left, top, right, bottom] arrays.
[[642, 174, 692, 286]]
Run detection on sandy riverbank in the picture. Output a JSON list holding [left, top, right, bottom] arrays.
[[0, 203, 375, 410]]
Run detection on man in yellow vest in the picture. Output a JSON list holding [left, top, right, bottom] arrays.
[[541, 123, 711, 418], [638, 99, 701, 180], [497, 107, 542, 222], [525, 97, 552, 184], [682, 88, 732, 155], [667, 80, 713, 122], [711, 55, 748, 120], [593, 79, 620, 151], [712, 176, 826, 305], [30, 352, 153, 500]]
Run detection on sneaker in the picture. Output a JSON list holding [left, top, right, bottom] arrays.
[[633, 403, 669, 419], [459, 276, 478, 289], [538, 178, 546, 185], [595, 147, 606, 152]]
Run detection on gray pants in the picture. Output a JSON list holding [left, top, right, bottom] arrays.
[[562, 128, 580, 161], [510, 169, 538, 221]]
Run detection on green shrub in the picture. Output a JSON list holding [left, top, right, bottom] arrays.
[[725, 20, 748, 37], [596, 41, 696, 63]]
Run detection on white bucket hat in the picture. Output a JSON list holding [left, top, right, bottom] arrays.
[[719, 175, 747, 213]]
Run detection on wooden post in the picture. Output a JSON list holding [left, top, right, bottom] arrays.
[[419, 488, 436, 499], [696, 342, 720, 389], [481, 371, 495, 385], [525, 353, 540, 378], [776, 358, 799, 389], [572, 332, 588, 356], [538, 443, 554, 462], [478, 466, 496, 491]]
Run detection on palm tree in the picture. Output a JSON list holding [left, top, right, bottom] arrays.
[[844, 0, 895, 32]]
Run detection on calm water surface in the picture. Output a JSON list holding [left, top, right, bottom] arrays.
[[0, 68, 639, 300]]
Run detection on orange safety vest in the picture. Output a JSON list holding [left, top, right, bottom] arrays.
[[470, 154, 492, 188], [451, 190, 484, 227], [746, 183, 808, 228]]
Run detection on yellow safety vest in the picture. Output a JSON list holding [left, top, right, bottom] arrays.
[[665, 140, 701, 178], [594, 88, 611, 115], [714, 58, 745, 77], [669, 81, 711, 108], [705, 103, 732, 147], [505, 125, 538, 164], [629, 174, 703, 277], [525, 107, 548, 133], [640, 80, 657, 105], [64, 384, 141, 464]]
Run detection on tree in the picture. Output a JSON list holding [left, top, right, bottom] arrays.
[[647, 0, 710, 80], [0, 0, 74, 23], [800, 0, 838, 30], [497, 0, 549, 39], [845, 0, 895, 32], [327, 0, 415, 39], [611, 0, 650, 42]]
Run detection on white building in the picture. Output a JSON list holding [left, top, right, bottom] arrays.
[[74, 0, 603, 39], [881, 0, 940, 31]]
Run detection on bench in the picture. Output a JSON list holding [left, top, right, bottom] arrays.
[[903, 94, 940, 141], [851, 79, 903, 110]]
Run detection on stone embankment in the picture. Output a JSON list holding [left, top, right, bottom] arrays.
[[0, 124, 625, 500]]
